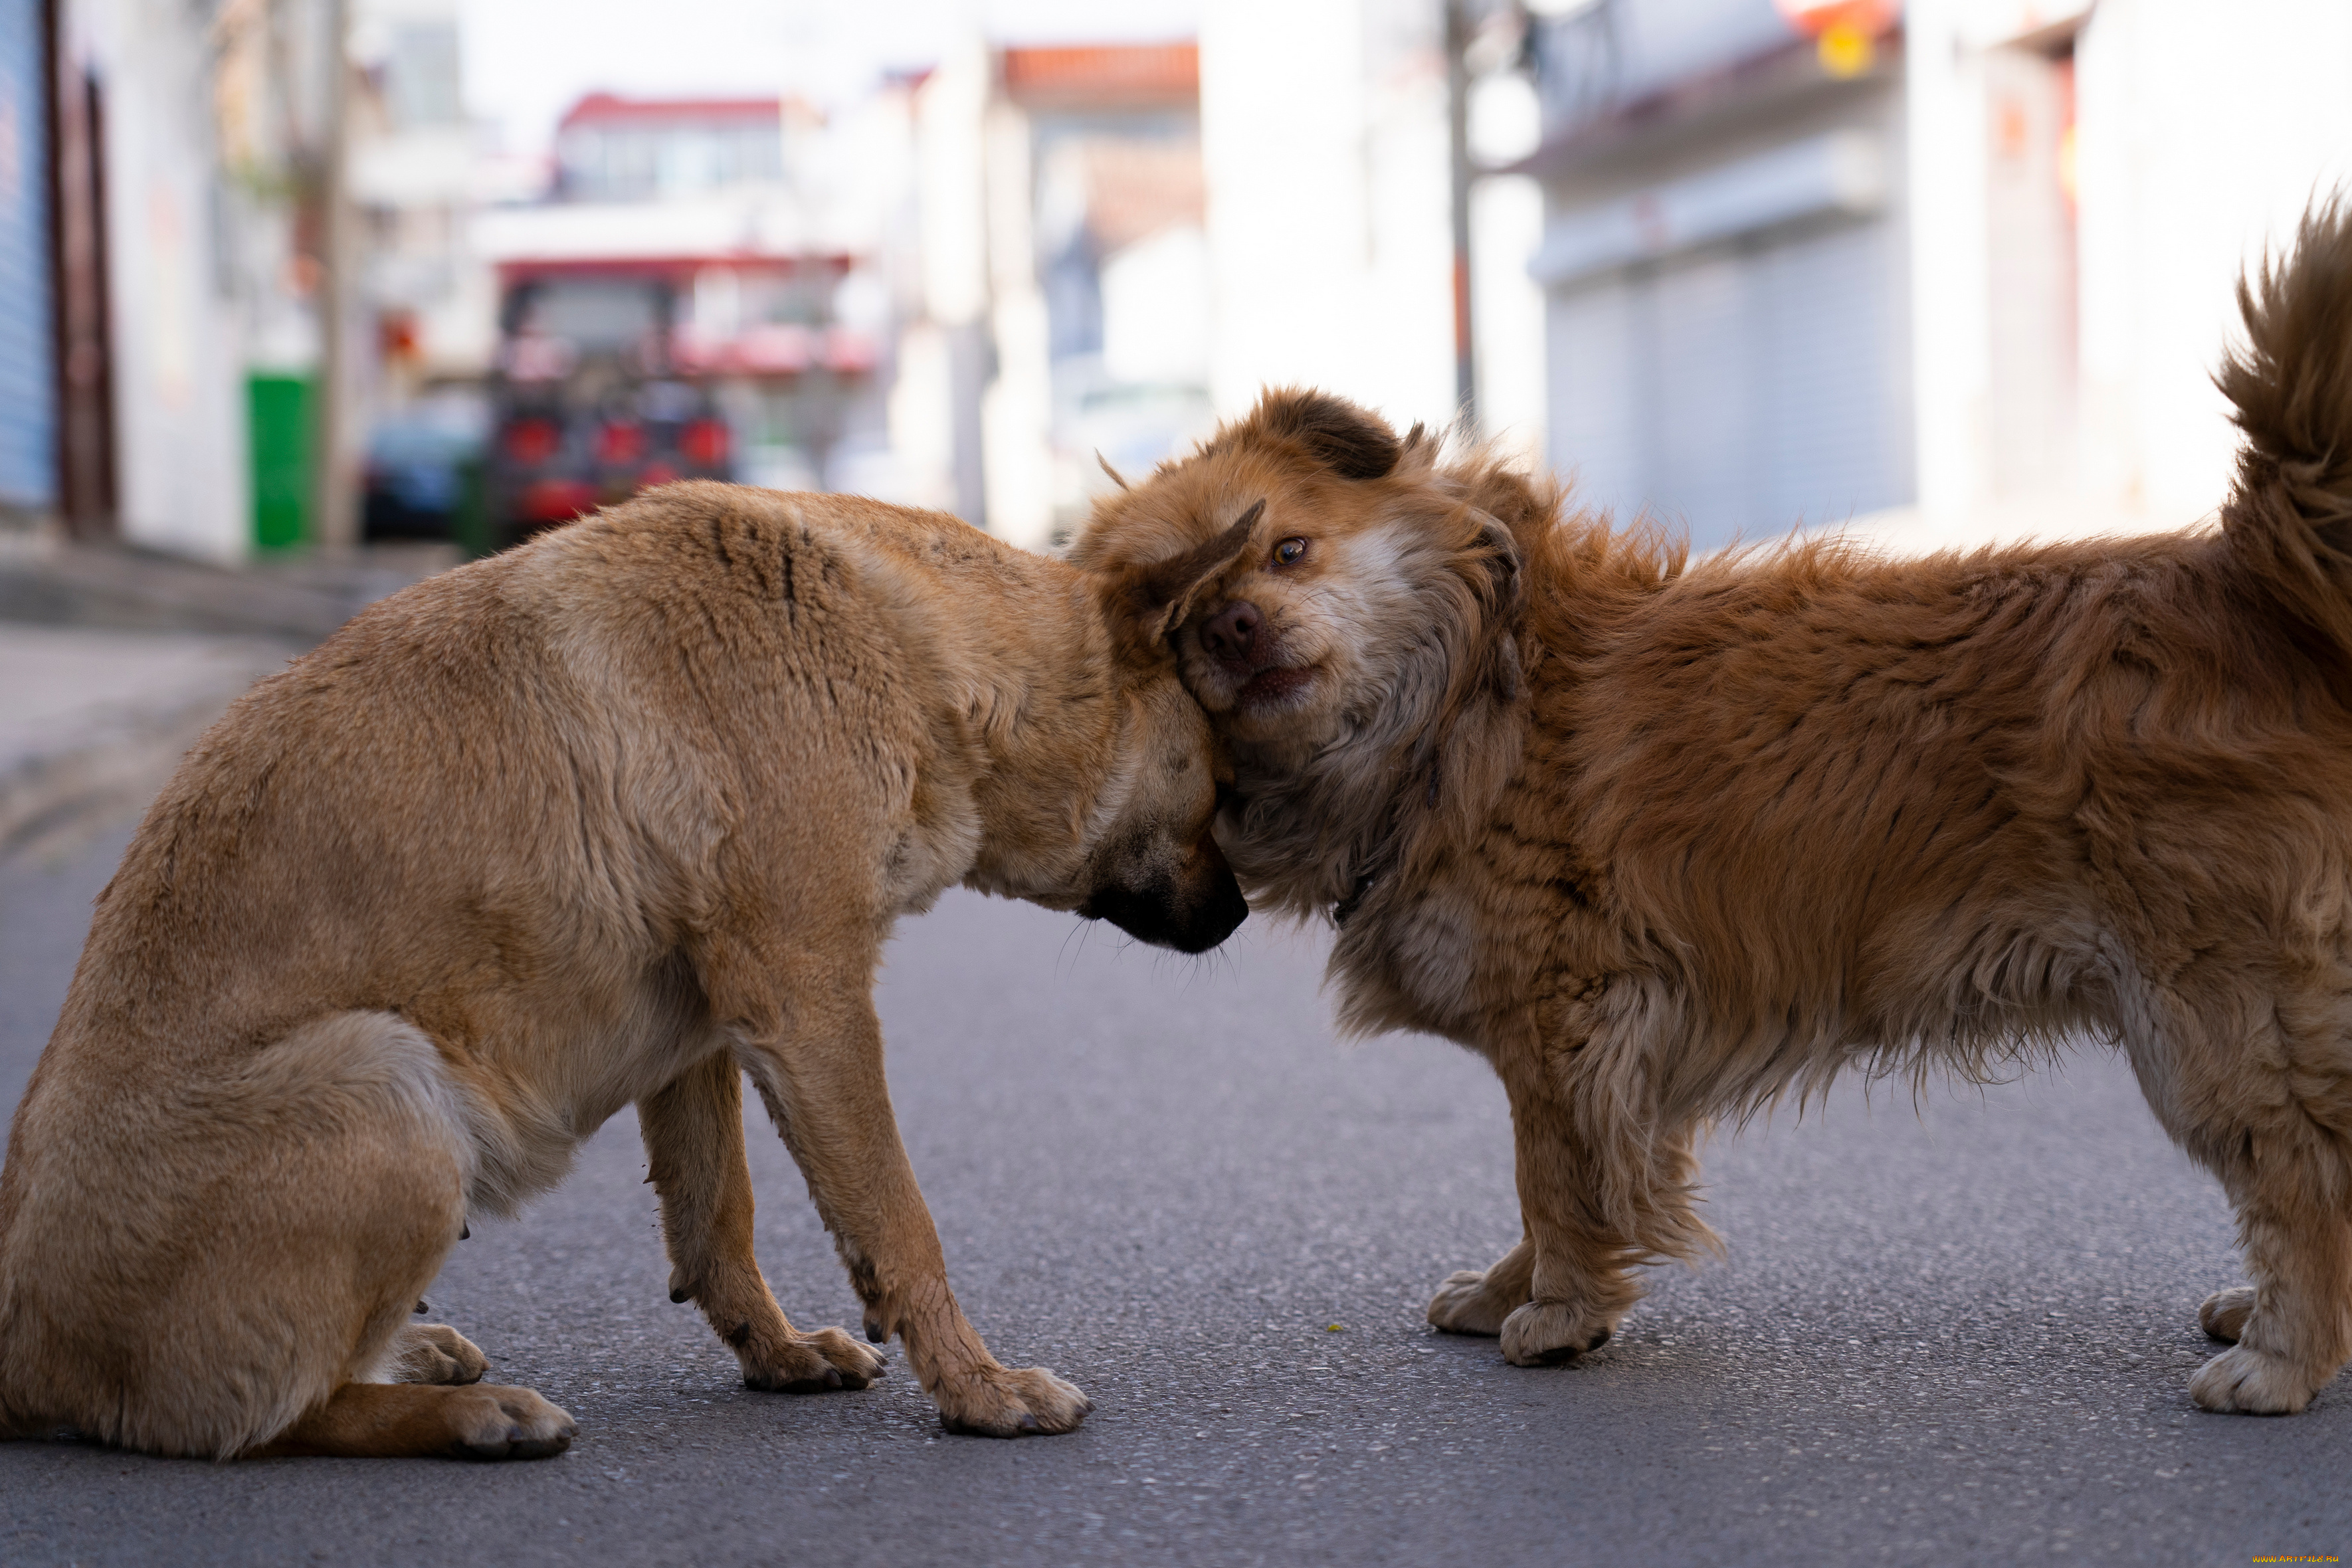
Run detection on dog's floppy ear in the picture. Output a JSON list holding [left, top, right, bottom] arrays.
[[1101, 501, 1265, 658], [1470, 512, 1524, 701], [1250, 389, 1403, 481], [1474, 512, 1522, 620]]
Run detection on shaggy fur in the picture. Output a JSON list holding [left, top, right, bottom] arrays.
[[1070, 203, 2352, 1414], [0, 482, 1247, 1459]]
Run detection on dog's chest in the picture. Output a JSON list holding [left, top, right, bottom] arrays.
[[1341, 868, 1492, 1039], [884, 780, 985, 916]]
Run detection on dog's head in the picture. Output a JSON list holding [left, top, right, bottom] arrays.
[[1076, 386, 1527, 747], [1071, 389, 1539, 914], [1066, 530, 1260, 953]]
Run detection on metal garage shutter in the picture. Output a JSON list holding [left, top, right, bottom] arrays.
[[1645, 247, 1757, 542], [1748, 217, 1911, 538], [1544, 213, 1910, 552], [1545, 275, 1641, 524], [0, 0, 52, 512]]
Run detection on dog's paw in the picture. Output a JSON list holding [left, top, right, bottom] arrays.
[[1427, 1267, 1524, 1337], [2199, 1286, 2257, 1343], [1499, 1300, 1617, 1367], [936, 1365, 1092, 1437], [739, 1324, 888, 1393], [443, 1385, 577, 1460], [2189, 1343, 2317, 1414], [386, 1323, 488, 1385]]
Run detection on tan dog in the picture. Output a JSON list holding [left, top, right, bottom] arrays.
[[0, 481, 1246, 1459], [1072, 206, 2352, 1415]]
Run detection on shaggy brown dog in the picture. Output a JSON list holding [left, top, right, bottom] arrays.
[[1072, 205, 2352, 1415], [0, 481, 1247, 1459]]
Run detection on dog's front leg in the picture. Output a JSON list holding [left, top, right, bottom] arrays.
[[1425, 1231, 1536, 1337], [718, 965, 1089, 1437], [1492, 1064, 1649, 1365], [1456, 1030, 1710, 1367], [1423, 1059, 1632, 1352], [640, 1052, 888, 1393]]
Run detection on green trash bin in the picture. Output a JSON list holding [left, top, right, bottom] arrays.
[[249, 373, 313, 551]]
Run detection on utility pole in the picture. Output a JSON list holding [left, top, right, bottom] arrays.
[[1444, 0, 1478, 436], [309, 0, 357, 550]]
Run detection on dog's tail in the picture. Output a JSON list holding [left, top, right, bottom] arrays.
[[2219, 199, 2352, 659]]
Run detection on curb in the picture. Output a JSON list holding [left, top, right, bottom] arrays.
[[0, 543, 455, 864], [0, 539, 456, 640], [0, 635, 300, 865]]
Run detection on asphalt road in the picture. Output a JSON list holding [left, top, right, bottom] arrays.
[[1, 815, 2345, 1567]]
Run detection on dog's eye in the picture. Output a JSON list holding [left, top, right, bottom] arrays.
[[1272, 537, 1309, 567]]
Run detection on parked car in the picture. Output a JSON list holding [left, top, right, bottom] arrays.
[[363, 388, 490, 547], [488, 266, 734, 547]]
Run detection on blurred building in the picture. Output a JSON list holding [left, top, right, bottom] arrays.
[[35, 0, 261, 559], [0, 0, 56, 533], [350, 0, 492, 391], [470, 90, 891, 538], [1201, 0, 1462, 437], [895, 11, 1486, 549], [895, 40, 1207, 549], [1519, 0, 1912, 549], [0, 0, 480, 561], [1516, 0, 2352, 551], [1906, 0, 2352, 546], [1016, 45, 1211, 544]]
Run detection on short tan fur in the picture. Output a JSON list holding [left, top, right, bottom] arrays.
[[0, 481, 1246, 1458]]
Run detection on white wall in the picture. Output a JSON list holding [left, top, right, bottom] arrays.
[[1902, 0, 1999, 527], [1468, 64, 1547, 463], [72, 0, 250, 561], [980, 95, 1054, 549], [1199, 0, 1456, 434], [904, 38, 992, 524], [2074, 0, 2352, 524], [1906, 0, 2352, 538]]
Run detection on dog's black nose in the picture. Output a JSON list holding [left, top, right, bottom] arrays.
[[1201, 600, 1262, 662]]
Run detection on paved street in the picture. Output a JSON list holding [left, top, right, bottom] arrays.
[[1, 813, 2345, 1567]]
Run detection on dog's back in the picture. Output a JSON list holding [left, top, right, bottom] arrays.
[[1543, 524, 2349, 1100], [1542, 207, 2352, 1112]]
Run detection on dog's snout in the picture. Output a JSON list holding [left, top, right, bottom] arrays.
[[1201, 601, 1262, 662]]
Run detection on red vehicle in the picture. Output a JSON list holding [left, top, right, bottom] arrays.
[[487, 261, 741, 545], [488, 256, 878, 545]]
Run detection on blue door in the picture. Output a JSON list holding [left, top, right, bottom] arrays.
[[0, 0, 52, 512]]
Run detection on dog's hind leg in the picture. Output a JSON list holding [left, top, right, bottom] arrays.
[[0, 1011, 569, 1458], [250, 1381, 572, 1459], [639, 1051, 887, 1393], [2131, 981, 2352, 1415], [2187, 1150, 2352, 1415]]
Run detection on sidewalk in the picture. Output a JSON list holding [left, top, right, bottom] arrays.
[[0, 625, 296, 860], [0, 538, 458, 862]]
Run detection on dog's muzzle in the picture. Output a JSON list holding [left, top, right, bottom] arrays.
[[1080, 847, 1249, 954]]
